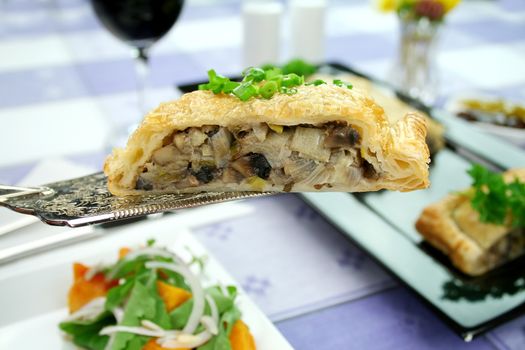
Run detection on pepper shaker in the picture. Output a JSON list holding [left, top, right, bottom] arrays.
[[242, 0, 283, 67], [289, 0, 326, 63]]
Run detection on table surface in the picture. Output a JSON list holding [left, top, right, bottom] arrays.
[[2, 0, 525, 349]]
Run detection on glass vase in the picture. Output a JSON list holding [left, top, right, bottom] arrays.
[[391, 15, 440, 105]]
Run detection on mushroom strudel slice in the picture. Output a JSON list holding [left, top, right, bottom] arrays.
[[416, 168, 525, 276], [104, 84, 430, 196]]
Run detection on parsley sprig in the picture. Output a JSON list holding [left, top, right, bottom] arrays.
[[198, 66, 353, 101], [467, 164, 525, 228]]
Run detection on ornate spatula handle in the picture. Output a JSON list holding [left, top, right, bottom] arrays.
[[0, 173, 270, 228]]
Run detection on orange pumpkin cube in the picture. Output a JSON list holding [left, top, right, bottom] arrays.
[[142, 338, 190, 350], [229, 320, 256, 350], [156, 280, 192, 312], [73, 262, 89, 281], [119, 247, 131, 259], [68, 263, 115, 313]]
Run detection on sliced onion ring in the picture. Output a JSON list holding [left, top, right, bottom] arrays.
[[145, 261, 205, 335], [158, 330, 213, 349]]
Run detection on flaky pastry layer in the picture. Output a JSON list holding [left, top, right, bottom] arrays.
[[104, 84, 430, 195]]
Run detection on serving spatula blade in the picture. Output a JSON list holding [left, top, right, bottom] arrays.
[[0, 172, 270, 227]]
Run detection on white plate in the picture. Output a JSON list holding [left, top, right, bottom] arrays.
[[445, 93, 525, 148], [0, 218, 293, 350]]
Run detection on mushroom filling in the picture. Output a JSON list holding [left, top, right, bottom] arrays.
[[485, 228, 525, 267], [136, 122, 378, 191]]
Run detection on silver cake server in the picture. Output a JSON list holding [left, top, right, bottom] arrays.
[[0, 172, 271, 228]]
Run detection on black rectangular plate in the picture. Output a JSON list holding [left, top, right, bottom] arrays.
[[177, 62, 525, 340]]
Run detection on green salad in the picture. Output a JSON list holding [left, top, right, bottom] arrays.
[[59, 242, 256, 350]]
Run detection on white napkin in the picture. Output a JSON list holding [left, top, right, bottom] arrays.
[[17, 158, 96, 186], [0, 158, 96, 248]]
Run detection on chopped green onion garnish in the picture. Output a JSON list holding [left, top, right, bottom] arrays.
[[264, 67, 283, 81], [207, 69, 217, 81], [198, 63, 354, 101], [222, 81, 241, 94], [260, 81, 278, 99], [333, 79, 353, 89], [282, 73, 304, 87], [282, 87, 298, 95], [242, 67, 266, 82], [233, 82, 258, 101], [200, 69, 230, 94], [306, 79, 327, 86]]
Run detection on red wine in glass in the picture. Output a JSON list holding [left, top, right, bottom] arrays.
[[90, 0, 184, 146], [91, 0, 184, 59]]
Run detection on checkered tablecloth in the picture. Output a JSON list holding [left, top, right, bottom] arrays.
[[1, 0, 525, 349]]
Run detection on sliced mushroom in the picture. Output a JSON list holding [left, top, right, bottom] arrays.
[[230, 153, 271, 179], [192, 165, 215, 184], [324, 125, 360, 149], [222, 168, 243, 183], [362, 160, 379, 180], [248, 153, 272, 179], [175, 175, 200, 188], [202, 125, 219, 136], [231, 156, 255, 178], [135, 177, 153, 191]]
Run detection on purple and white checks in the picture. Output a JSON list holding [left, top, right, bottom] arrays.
[[2, 0, 525, 349]]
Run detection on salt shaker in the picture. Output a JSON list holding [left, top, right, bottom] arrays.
[[242, 0, 283, 67], [289, 0, 326, 63]]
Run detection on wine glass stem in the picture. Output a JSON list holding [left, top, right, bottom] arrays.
[[135, 47, 150, 117]]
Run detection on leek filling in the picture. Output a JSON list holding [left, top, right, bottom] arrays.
[[136, 122, 378, 191], [452, 199, 525, 269], [485, 228, 525, 267]]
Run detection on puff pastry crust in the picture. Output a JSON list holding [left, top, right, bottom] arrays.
[[310, 73, 445, 154], [104, 84, 430, 196], [416, 169, 525, 276]]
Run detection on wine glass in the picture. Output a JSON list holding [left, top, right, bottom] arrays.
[[90, 0, 185, 148]]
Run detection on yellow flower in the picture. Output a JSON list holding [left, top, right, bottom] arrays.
[[439, 0, 461, 13], [376, 0, 398, 12], [374, 0, 459, 15]]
